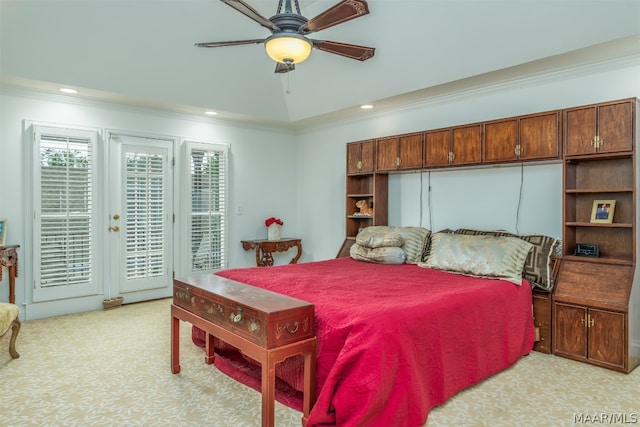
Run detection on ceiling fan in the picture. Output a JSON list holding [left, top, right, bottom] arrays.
[[195, 0, 375, 73]]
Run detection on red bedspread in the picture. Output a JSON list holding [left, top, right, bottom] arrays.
[[194, 257, 534, 426]]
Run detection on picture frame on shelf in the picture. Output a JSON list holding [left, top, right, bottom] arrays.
[[0, 218, 6, 246], [590, 200, 616, 224]]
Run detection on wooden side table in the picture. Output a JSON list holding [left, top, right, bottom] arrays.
[[241, 238, 302, 267], [0, 245, 19, 304]]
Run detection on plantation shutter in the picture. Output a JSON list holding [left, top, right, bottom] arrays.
[[189, 143, 227, 271], [125, 151, 166, 279], [33, 125, 99, 301]]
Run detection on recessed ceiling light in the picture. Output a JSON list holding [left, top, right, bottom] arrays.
[[205, 111, 218, 116], [360, 104, 374, 109], [60, 88, 78, 94]]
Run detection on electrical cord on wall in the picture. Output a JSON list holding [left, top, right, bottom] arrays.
[[515, 163, 524, 234], [419, 171, 424, 228]]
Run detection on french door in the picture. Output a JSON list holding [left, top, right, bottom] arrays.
[[107, 133, 174, 303]]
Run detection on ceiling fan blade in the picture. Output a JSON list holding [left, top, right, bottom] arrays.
[[274, 62, 295, 73], [195, 39, 265, 48], [220, 0, 280, 31], [311, 40, 375, 61], [300, 0, 370, 33]]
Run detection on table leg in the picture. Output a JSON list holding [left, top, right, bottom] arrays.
[[171, 314, 181, 374], [9, 265, 16, 304]]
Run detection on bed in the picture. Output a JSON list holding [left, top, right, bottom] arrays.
[[191, 227, 541, 426]]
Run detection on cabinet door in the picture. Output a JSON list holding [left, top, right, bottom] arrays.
[[398, 133, 423, 170], [597, 100, 634, 154], [565, 106, 597, 156], [554, 302, 588, 361], [347, 140, 375, 174], [451, 124, 482, 166], [588, 308, 625, 369], [484, 118, 518, 164], [375, 137, 399, 172], [424, 129, 451, 167], [359, 140, 375, 173], [519, 111, 561, 161]]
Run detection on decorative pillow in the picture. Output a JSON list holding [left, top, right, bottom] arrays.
[[454, 228, 559, 290], [393, 226, 431, 264], [421, 229, 454, 263], [356, 228, 405, 248], [421, 233, 533, 285], [350, 243, 406, 265], [356, 226, 430, 264]]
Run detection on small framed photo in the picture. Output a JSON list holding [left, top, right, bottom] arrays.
[[590, 200, 616, 224], [0, 219, 6, 246]]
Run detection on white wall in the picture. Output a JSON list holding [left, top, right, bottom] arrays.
[[296, 58, 640, 260], [1, 57, 639, 319], [0, 90, 300, 318]]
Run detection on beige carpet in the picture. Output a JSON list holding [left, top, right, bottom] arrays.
[[0, 298, 638, 427]]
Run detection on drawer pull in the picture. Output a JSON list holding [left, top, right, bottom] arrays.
[[286, 321, 299, 334], [232, 307, 244, 323]]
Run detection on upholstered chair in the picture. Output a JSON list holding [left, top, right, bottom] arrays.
[[0, 302, 20, 358]]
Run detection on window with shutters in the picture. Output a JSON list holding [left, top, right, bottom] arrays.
[[31, 125, 99, 301], [187, 141, 228, 272]]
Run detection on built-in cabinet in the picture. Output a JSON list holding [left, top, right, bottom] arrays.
[[553, 97, 639, 373], [338, 140, 389, 258], [424, 124, 482, 167], [376, 133, 423, 171], [346, 139, 375, 174], [564, 98, 634, 156], [484, 110, 561, 163]]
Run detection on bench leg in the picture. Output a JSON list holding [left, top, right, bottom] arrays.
[[171, 315, 180, 374], [261, 355, 276, 427], [205, 333, 215, 365]]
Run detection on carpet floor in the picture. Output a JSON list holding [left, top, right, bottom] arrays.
[[1, 298, 638, 426]]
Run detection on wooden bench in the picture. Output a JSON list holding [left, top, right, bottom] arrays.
[[171, 273, 316, 427]]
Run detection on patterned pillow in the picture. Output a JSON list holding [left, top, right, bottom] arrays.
[[421, 229, 454, 262], [350, 243, 406, 265], [356, 228, 405, 248], [421, 233, 533, 285], [454, 228, 559, 291], [356, 226, 430, 264]]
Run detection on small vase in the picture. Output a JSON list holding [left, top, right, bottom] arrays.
[[267, 224, 281, 241]]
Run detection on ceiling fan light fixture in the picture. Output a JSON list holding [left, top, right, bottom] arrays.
[[265, 33, 312, 64]]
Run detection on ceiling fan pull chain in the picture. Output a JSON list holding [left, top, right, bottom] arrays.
[[286, 71, 291, 95]]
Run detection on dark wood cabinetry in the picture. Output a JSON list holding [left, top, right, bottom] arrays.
[[339, 140, 389, 258], [484, 110, 561, 163], [346, 139, 375, 174], [553, 262, 635, 372], [532, 289, 552, 354], [564, 98, 634, 156], [424, 124, 482, 167], [553, 98, 639, 373], [376, 133, 423, 171]]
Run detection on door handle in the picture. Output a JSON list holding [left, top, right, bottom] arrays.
[[108, 226, 120, 232]]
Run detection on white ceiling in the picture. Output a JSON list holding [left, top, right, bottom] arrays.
[[1, 1, 639, 128]]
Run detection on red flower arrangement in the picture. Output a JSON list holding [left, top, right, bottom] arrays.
[[265, 217, 284, 227]]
